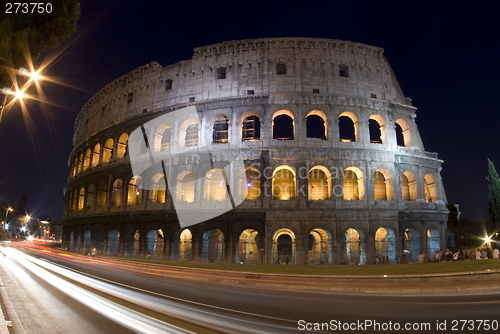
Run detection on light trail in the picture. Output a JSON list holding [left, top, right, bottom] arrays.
[[2, 246, 296, 334]]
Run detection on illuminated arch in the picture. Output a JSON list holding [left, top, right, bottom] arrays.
[[395, 119, 411, 147], [149, 173, 166, 203], [212, 114, 229, 144], [154, 123, 171, 151], [127, 176, 143, 205], [77, 153, 83, 174], [238, 167, 260, 200], [236, 229, 260, 264], [92, 143, 100, 167], [176, 171, 195, 203], [375, 227, 396, 264], [116, 133, 128, 159], [427, 228, 440, 256], [373, 168, 393, 201], [309, 228, 333, 264], [147, 229, 164, 259], [308, 166, 331, 200], [339, 111, 359, 142], [272, 165, 296, 200], [343, 167, 364, 200], [272, 228, 296, 264], [405, 228, 420, 263], [179, 118, 198, 147], [204, 168, 226, 201], [402, 171, 418, 201], [240, 111, 261, 141], [83, 149, 91, 171], [344, 228, 366, 264], [306, 110, 327, 140], [368, 114, 386, 144], [202, 229, 224, 262], [102, 138, 114, 163], [424, 173, 438, 202], [78, 187, 85, 211], [173, 228, 193, 261], [272, 109, 294, 140], [97, 178, 107, 207], [112, 179, 123, 207]]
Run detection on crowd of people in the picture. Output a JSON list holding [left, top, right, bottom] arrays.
[[417, 246, 500, 263]]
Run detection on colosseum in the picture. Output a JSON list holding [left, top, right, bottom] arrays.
[[63, 37, 454, 265]]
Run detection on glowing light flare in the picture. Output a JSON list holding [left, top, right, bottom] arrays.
[[485, 236, 492, 243]]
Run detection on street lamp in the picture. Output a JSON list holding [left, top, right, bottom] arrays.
[[4, 207, 13, 226]]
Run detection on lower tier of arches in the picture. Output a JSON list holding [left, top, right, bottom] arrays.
[[63, 210, 454, 265]]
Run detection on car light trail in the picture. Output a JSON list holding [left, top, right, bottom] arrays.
[[2, 247, 295, 333]]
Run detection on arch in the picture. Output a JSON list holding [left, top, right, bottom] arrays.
[[176, 171, 195, 203], [92, 144, 100, 167], [84, 230, 91, 255], [124, 229, 140, 257], [308, 166, 331, 200], [272, 110, 294, 140], [236, 229, 260, 264], [309, 228, 333, 264], [204, 168, 226, 202], [339, 111, 358, 142], [102, 138, 114, 163], [405, 228, 420, 263], [306, 110, 327, 140], [212, 114, 229, 144], [149, 173, 166, 204], [202, 229, 224, 262], [369, 114, 386, 144], [173, 228, 192, 261], [402, 171, 418, 201], [97, 178, 107, 207], [154, 123, 171, 151], [179, 118, 198, 147], [427, 228, 440, 257], [272, 165, 296, 200], [127, 176, 143, 205], [344, 228, 366, 264], [71, 157, 77, 177], [107, 229, 120, 256], [238, 167, 260, 200], [147, 229, 164, 259], [72, 189, 78, 212], [78, 187, 85, 211], [395, 119, 411, 147], [94, 228, 104, 255], [112, 179, 123, 207], [272, 228, 296, 264], [375, 227, 396, 264], [241, 112, 260, 141], [83, 149, 91, 171], [77, 153, 83, 174], [424, 174, 438, 203], [343, 167, 365, 200], [116, 133, 128, 159], [373, 168, 394, 201], [87, 184, 95, 209]]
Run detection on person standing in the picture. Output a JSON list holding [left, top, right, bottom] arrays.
[[492, 247, 499, 259], [476, 249, 482, 260]]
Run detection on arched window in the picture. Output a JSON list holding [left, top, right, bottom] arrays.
[[272, 166, 296, 200], [150, 173, 166, 204], [339, 112, 358, 142], [272, 110, 294, 140], [395, 119, 411, 147], [83, 149, 91, 171], [77, 153, 83, 174], [212, 114, 229, 144], [308, 166, 331, 200], [87, 184, 94, 209], [102, 139, 114, 163], [204, 169, 226, 201], [402, 171, 418, 201], [92, 144, 100, 167], [241, 114, 260, 141], [369, 115, 386, 144], [71, 157, 77, 177], [97, 178, 107, 207], [306, 110, 327, 140], [78, 188, 85, 211], [127, 176, 143, 205], [343, 167, 364, 200], [154, 123, 171, 151], [180, 119, 198, 147], [175, 171, 195, 203], [239, 167, 260, 200], [424, 174, 438, 203], [112, 179, 123, 207], [72, 189, 78, 211], [373, 169, 393, 201], [117, 133, 128, 159]]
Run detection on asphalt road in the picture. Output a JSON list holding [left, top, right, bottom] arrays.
[[1, 244, 500, 333]]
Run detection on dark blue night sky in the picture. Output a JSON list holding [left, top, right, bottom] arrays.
[[0, 0, 498, 223]]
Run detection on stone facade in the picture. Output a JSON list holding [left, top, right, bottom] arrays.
[[63, 38, 451, 264]]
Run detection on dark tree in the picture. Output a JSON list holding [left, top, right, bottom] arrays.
[[0, 1, 80, 87], [486, 159, 500, 230], [14, 193, 28, 215]]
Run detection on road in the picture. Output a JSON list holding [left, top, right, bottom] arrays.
[[1, 242, 500, 333]]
